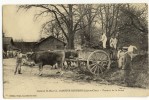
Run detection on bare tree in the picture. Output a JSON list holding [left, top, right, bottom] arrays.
[[18, 4, 88, 49], [97, 4, 124, 48], [120, 4, 148, 33], [41, 19, 63, 39], [77, 4, 100, 47]]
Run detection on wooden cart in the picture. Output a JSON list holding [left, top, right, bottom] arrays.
[[65, 49, 111, 75]]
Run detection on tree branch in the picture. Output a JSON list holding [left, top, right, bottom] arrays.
[[60, 4, 69, 15], [52, 11, 68, 40], [50, 5, 69, 27]]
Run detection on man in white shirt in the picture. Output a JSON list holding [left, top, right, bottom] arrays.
[[110, 36, 118, 49], [127, 45, 137, 60], [128, 45, 137, 53], [14, 50, 23, 74], [117, 47, 127, 69], [100, 33, 107, 49]]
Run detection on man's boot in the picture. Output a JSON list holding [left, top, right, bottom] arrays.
[[14, 69, 17, 75], [18, 70, 22, 74]]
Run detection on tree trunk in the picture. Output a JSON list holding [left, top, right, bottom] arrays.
[[67, 32, 74, 49], [106, 32, 111, 49], [67, 4, 74, 49]]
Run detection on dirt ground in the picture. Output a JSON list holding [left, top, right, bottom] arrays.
[[3, 58, 149, 98]]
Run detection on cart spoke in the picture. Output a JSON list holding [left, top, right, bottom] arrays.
[[94, 54, 98, 60], [100, 54, 105, 60], [102, 65, 107, 71], [90, 64, 97, 71], [98, 65, 103, 74], [91, 54, 98, 61], [96, 53, 102, 60], [99, 53, 104, 60], [94, 52, 102, 61], [97, 65, 99, 75], [90, 56, 96, 61], [99, 53, 106, 60], [101, 54, 107, 60], [101, 64, 106, 69], [92, 65, 97, 73], [89, 63, 96, 68]]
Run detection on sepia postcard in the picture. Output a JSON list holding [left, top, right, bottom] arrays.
[[2, 4, 149, 98]]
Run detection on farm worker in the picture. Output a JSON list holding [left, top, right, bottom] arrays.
[[117, 47, 132, 86], [110, 36, 117, 49], [117, 47, 127, 69], [14, 50, 23, 75], [3, 50, 6, 58], [100, 32, 107, 49], [6, 51, 9, 58], [13, 50, 17, 57], [121, 53, 132, 86], [127, 45, 137, 60]]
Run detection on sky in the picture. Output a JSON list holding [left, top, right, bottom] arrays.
[[3, 5, 48, 42]]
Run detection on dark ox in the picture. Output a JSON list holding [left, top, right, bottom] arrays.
[[27, 51, 65, 76]]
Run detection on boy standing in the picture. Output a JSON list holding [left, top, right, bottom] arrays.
[[14, 50, 23, 75]]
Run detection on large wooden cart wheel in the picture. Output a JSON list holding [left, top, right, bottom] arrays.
[[87, 50, 111, 75]]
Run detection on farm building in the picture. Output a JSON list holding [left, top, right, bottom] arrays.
[[14, 42, 36, 53], [34, 36, 66, 51], [3, 37, 16, 52]]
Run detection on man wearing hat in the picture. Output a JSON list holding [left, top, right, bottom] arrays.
[[14, 49, 23, 74]]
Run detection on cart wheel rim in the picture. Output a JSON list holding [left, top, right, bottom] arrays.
[[87, 50, 111, 75]]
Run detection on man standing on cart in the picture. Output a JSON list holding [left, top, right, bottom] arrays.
[[110, 35, 118, 49], [100, 32, 107, 49]]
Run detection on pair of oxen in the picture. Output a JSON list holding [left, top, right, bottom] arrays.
[[26, 50, 78, 76]]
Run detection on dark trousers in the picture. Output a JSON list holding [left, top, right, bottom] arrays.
[[121, 69, 132, 86], [14, 62, 22, 74]]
